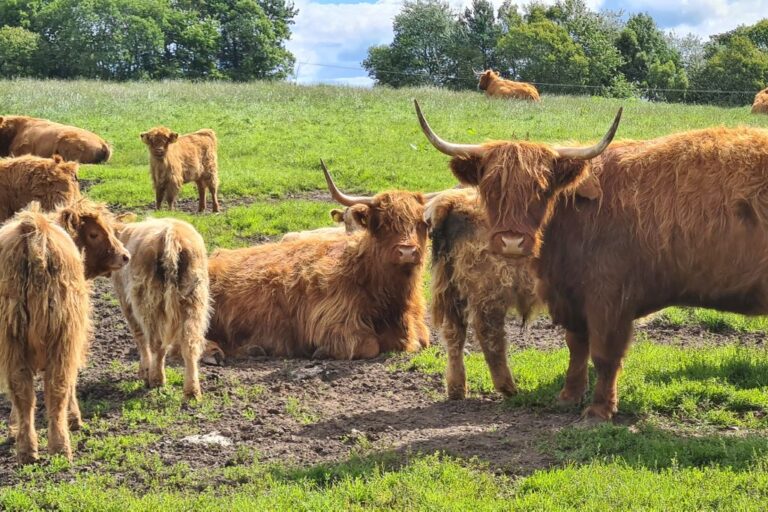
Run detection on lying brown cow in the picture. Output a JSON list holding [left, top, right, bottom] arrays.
[[427, 188, 540, 399], [0, 200, 129, 463], [0, 115, 111, 163], [753, 88, 768, 114], [416, 99, 768, 421], [140, 127, 220, 212], [0, 155, 81, 222], [477, 70, 540, 102], [207, 161, 430, 359], [280, 206, 364, 242], [112, 217, 210, 400]]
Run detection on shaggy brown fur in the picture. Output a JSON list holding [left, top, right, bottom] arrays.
[[112, 218, 210, 399], [478, 70, 540, 102], [0, 155, 81, 222], [438, 123, 768, 421], [207, 191, 430, 360], [427, 188, 540, 400], [0, 115, 111, 163], [280, 205, 365, 242], [0, 200, 129, 464], [141, 127, 219, 212], [753, 88, 768, 114]]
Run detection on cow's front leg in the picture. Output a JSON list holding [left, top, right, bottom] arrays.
[[558, 329, 590, 406], [584, 319, 632, 421]]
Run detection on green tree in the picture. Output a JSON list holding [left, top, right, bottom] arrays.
[[0, 0, 42, 28], [0, 25, 39, 77], [691, 35, 768, 105], [448, 0, 504, 88]]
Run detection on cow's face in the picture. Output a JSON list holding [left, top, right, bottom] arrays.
[[140, 127, 178, 159], [451, 145, 594, 257], [355, 192, 427, 266], [48, 155, 82, 199], [330, 205, 366, 234], [478, 70, 498, 91], [59, 201, 130, 279]]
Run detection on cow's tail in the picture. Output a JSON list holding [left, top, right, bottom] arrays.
[[427, 198, 466, 331], [159, 227, 197, 297]]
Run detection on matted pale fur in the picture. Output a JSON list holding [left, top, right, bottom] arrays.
[[427, 188, 540, 400], [0, 204, 91, 464], [280, 206, 363, 242], [0, 115, 111, 163], [111, 217, 210, 399]]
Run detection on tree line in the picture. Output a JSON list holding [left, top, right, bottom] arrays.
[[363, 0, 768, 106], [0, 0, 297, 81]]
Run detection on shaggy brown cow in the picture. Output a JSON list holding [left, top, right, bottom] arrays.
[[477, 70, 540, 102], [415, 100, 768, 421], [280, 205, 365, 242], [753, 88, 768, 114], [0, 200, 129, 463], [0, 155, 81, 222], [0, 115, 111, 163], [140, 127, 220, 212], [427, 188, 540, 399], [207, 162, 429, 359], [111, 218, 210, 399]]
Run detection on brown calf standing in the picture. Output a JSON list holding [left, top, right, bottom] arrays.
[[140, 127, 220, 212], [477, 70, 540, 102], [0, 115, 111, 163], [0, 155, 81, 222], [111, 218, 210, 399], [0, 200, 129, 464], [427, 188, 540, 399]]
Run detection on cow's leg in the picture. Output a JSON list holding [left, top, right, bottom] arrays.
[[196, 181, 206, 213], [584, 319, 632, 421], [68, 380, 82, 431], [9, 367, 37, 463], [155, 185, 166, 210], [121, 303, 151, 385], [208, 180, 220, 213], [442, 312, 468, 400], [558, 329, 590, 405], [178, 330, 203, 400], [8, 403, 18, 442], [147, 338, 167, 388], [472, 307, 517, 397], [44, 368, 73, 461]]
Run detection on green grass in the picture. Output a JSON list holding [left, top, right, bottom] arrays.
[[655, 307, 768, 333]]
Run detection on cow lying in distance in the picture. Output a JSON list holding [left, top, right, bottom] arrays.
[[280, 205, 365, 242], [476, 70, 540, 102], [753, 88, 768, 114], [140, 127, 220, 213], [0, 115, 111, 163], [0, 200, 129, 463], [427, 188, 540, 399], [207, 161, 430, 360], [0, 155, 81, 222], [111, 217, 210, 400]]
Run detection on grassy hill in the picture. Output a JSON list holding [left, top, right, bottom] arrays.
[[2, 80, 768, 510]]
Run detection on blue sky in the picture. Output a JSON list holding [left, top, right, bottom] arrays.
[[285, 0, 768, 86]]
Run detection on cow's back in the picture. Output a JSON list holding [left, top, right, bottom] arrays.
[[8, 116, 109, 163]]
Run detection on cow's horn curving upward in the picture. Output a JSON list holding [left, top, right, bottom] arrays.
[[414, 100, 486, 158], [320, 160, 374, 207], [472, 68, 483, 77], [554, 108, 623, 160]]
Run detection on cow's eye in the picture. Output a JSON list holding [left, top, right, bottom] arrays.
[[88, 232, 99, 240]]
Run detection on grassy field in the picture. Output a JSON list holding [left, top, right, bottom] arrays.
[[2, 80, 768, 510]]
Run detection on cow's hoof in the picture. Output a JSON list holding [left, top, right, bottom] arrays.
[[17, 451, 39, 465], [496, 381, 518, 397], [68, 417, 83, 431], [311, 347, 331, 360], [556, 388, 587, 408], [446, 385, 467, 400]]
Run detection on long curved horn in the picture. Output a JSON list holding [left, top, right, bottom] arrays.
[[472, 68, 483, 77], [320, 160, 374, 207], [414, 100, 485, 158], [554, 108, 623, 160]]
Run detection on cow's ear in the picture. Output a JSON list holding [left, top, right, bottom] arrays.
[[351, 205, 370, 229], [169, 132, 179, 143], [59, 208, 80, 235], [552, 158, 591, 194], [115, 212, 137, 224], [450, 156, 483, 186], [330, 209, 345, 223], [575, 172, 601, 200], [53, 154, 63, 164], [140, 132, 148, 142]]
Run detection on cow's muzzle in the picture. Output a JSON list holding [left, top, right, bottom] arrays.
[[491, 231, 532, 257], [110, 250, 131, 271], [396, 245, 421, 265]]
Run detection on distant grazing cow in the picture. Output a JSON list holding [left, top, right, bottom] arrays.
[[753, 88, 768, 114], [415, 100, 768, 421], [0, 115, 111, 163], [111, 217, 210, 400], [280, 205, 365, 242], [140, 127, 220, 213], [427, 188, 540, 399], [0, 155, 81, 222], [0, 200, 129, 463], [207, 161, 430, 359], [477, 70, 540, 102]]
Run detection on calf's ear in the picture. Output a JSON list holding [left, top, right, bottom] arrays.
[[53, 154, 63, 164], [169, 132, 179, 143], [350, 204, 370, 229], [330, 208, 345, 223], [59, 208, 81, 235], [450, 156, 484, 186]]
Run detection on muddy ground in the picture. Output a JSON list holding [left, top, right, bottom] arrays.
[[0, 273, 764, 487]]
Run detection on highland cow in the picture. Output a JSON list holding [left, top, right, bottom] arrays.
[[0, 155, 81, 222], [476, 70, 540, 102], [753, 88, 768, 114], [0, 115, 111, 163]]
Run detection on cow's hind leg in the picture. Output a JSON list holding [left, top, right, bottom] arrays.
[[584, 319, 632, 421], [472, 307, 517, 397], [68, 380, 82, 431], [147, 338, 168, 388], [44, 367, 73, 461], [442, 308, 469, 400], [178, 330, 204, 400], [9, 367, 37, 463], [558, 329, 590, 406], [196, 181, 207, 213], [208, 179, 220, 213]]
